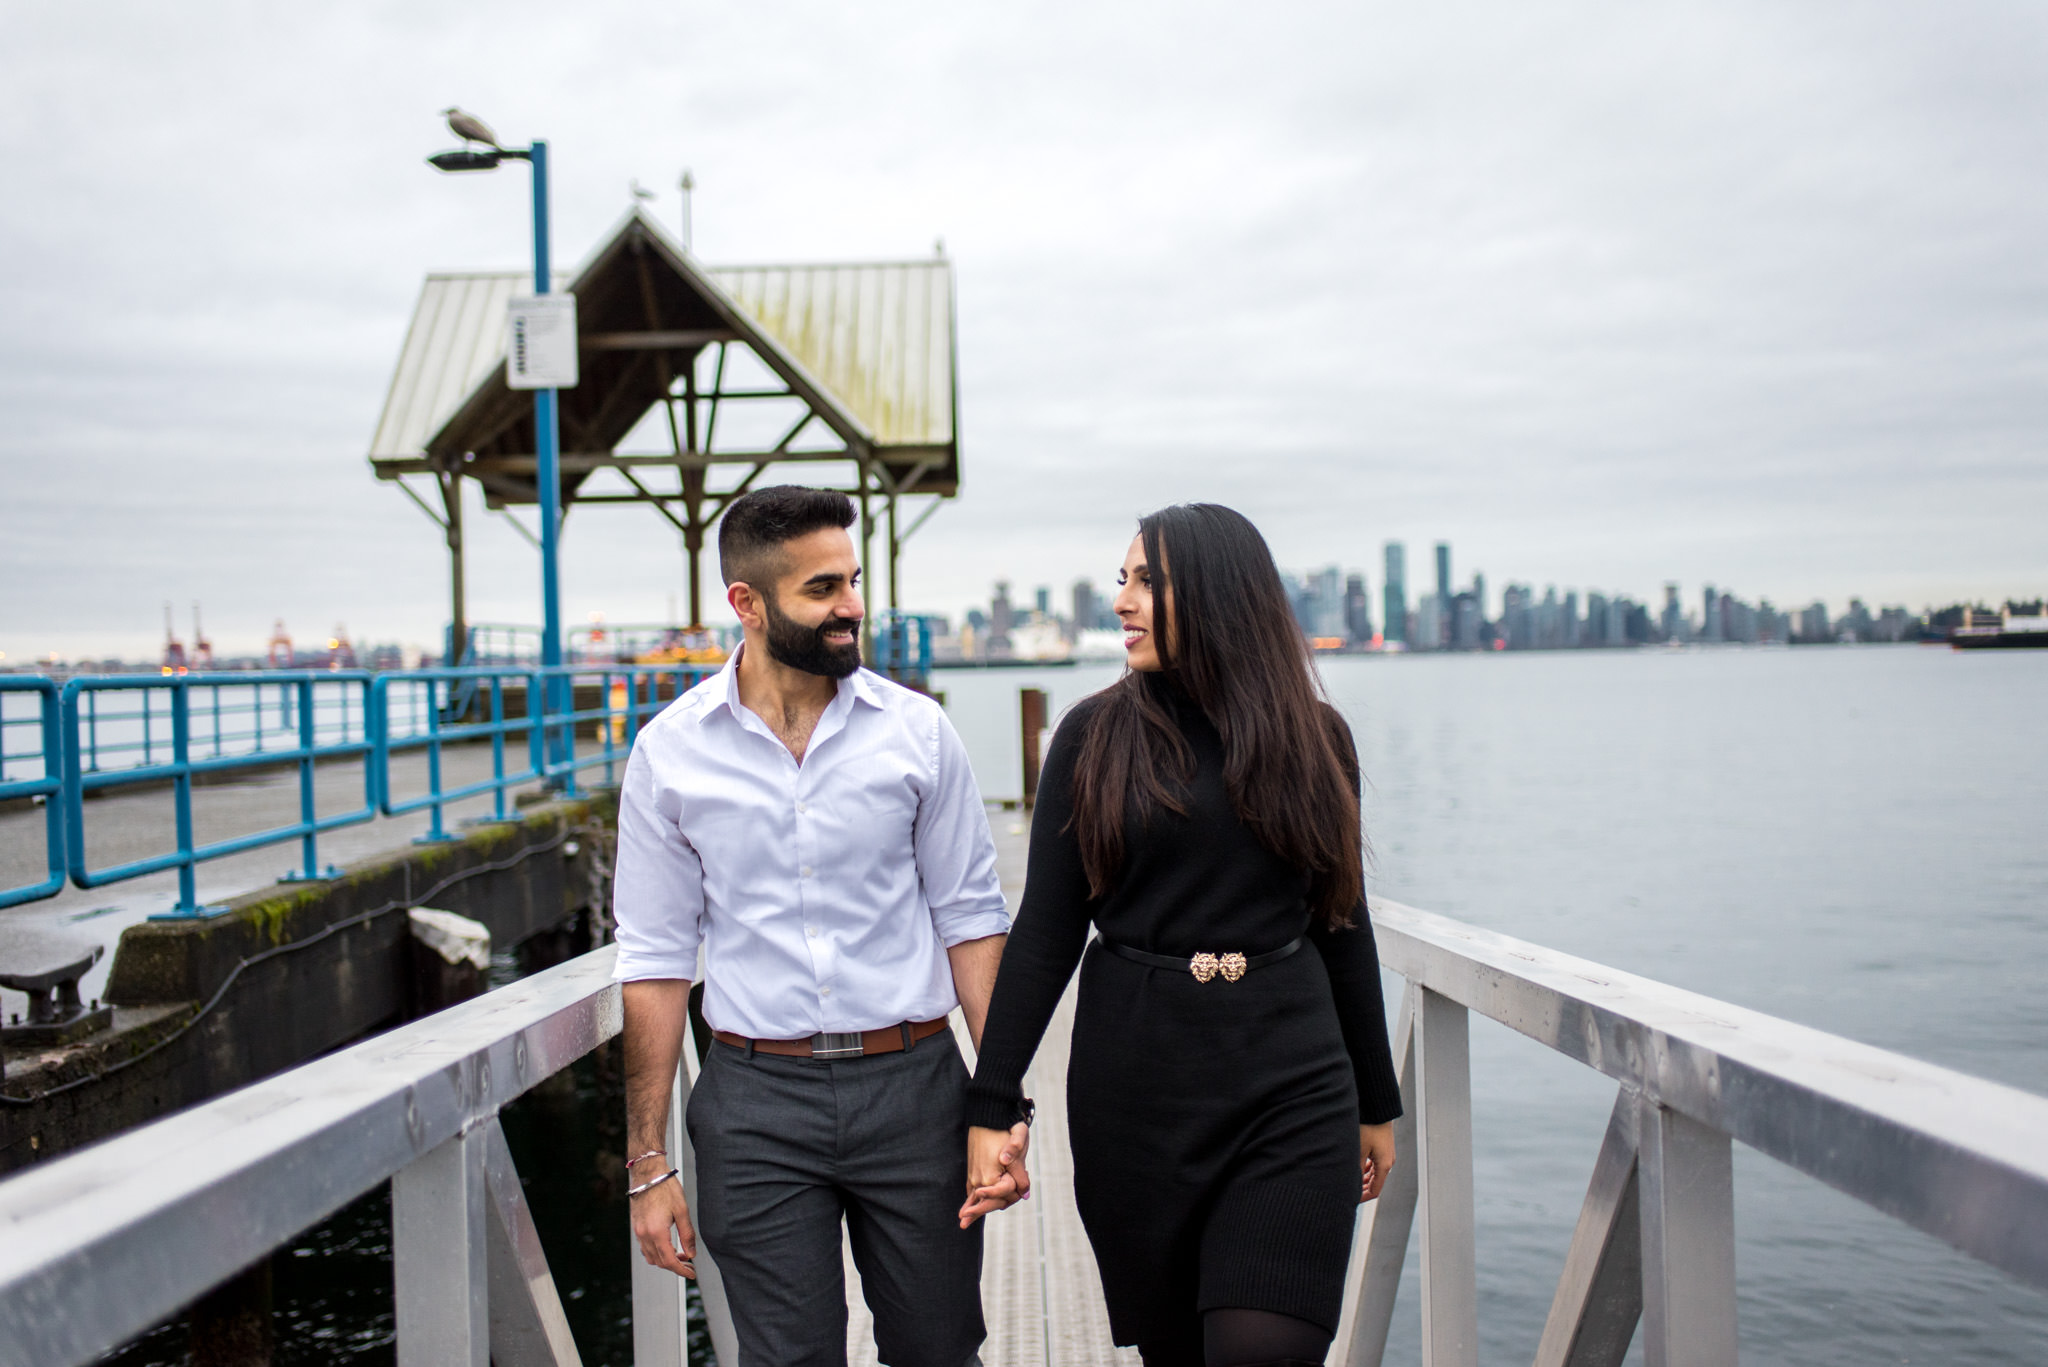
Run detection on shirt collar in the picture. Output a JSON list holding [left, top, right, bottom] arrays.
[[698, 640, 886, 728]]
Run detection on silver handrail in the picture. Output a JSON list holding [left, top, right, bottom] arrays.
[[1331, 900, 2048, 1367], [0, 944, 734, 1367], [5, 905, 2045, 1367]]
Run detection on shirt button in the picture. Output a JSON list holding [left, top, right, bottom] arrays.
[[821, 986, 832, 996], [801, 866, 813, 878], [806, 926, 819, 939], [797, 802, 809, 814]]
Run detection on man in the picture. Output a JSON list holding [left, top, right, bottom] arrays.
[[613, 485, 1026, 1367]]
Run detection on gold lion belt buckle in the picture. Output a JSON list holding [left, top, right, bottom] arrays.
[[1188, 952, 1248, 983]]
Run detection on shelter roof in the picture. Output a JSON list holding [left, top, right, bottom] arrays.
[[367, 211, 957, 493]]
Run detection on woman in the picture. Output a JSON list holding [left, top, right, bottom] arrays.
[[960, 504, 1402, 1367]]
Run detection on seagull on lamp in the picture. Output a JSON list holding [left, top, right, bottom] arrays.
[[443, 107, 501, 150]]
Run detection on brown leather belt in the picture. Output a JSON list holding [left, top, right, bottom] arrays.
[[713, 1017, 950, 1059]]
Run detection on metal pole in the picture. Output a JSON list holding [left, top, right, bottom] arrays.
[[529, 140, 569, 771]]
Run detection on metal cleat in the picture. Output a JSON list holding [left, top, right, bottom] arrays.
[[0, 929, 112, 1048]]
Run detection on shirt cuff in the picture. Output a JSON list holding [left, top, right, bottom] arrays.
[[611, 945, 700, 983], [929, 905, 1011, 949]]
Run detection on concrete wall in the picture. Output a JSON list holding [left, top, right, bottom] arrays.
[[0, 792, 615, 1174]]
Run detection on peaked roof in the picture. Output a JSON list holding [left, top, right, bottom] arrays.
[[367, 210, 958, 497]]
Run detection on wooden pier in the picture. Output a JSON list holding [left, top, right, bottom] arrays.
[[841, 816, 1140, 1367]]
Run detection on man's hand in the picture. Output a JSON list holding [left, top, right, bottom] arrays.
[[1360, 1121, 1397, 1203], [959, 1121, 1032, 1227], [631, 1171, 698, 1279]]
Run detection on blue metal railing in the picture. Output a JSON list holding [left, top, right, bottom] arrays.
[[532, 663, 712, 792], [1, 678, 65, 910], [0, 663, 716, 917], [371, 668, 544, 841], [60, 675, 378, 917]]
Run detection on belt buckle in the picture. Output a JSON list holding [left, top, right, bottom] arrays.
[[811, 1031, 865, 1060]]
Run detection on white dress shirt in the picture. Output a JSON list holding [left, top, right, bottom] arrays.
[[610, 646, 1008, 1039]]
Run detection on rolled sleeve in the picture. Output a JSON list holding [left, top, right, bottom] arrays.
[[914, 708, 1010, 947], [610, 739, 705, 982]]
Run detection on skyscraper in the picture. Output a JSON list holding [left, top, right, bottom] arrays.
[[1071, 579, 1100, 637], [1382, 542, 1408, 644], [1434, 543, 1452, 648], [1344, 574, 1374, 644], [990, 582, 1014, 656]]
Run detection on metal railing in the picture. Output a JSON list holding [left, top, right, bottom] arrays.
[[0, 665, 714, 916], [0, 943, 739, 1367], [1328, 900, 2048, 1367], [372, 668, 546, 841], [60, 674, 378, 917], [0, 679, 64, 910], [3, 892, 2045, 1364]]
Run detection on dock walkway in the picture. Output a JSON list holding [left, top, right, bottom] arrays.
[[842, 813, 1139, 1367]]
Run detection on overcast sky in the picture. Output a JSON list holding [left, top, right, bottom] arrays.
[[4, 1, 2045, 660]]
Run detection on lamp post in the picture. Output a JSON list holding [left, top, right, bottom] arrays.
[[429, 126, 568, 770]]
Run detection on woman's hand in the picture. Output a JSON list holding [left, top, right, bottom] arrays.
[[1359, 1121, 1396, 1203], [958, 1122, 1033, 1227]]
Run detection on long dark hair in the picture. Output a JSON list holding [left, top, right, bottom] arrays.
[[1068, 504, 1365, 927]]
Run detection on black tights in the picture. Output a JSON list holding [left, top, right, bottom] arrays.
[[1137, 1307, 1332, 1367]]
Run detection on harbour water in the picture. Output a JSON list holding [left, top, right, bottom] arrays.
[[941, 643, 2048, 1365]]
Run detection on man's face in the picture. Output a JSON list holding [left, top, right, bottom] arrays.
[[758, 527, 864, 678]]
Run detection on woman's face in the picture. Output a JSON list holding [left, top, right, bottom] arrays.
[[1114, 533, 1168, 672]]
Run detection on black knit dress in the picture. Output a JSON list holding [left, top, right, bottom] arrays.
[[965, 680, 1403, 1344]]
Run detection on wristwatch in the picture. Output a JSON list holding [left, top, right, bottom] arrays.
[[1016, 1096, 1036, 1127]]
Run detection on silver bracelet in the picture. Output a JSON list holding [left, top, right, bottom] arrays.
[[628, 1167, 680, 1198]]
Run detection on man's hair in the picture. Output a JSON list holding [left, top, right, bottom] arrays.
[[718, 485, 856, 588]]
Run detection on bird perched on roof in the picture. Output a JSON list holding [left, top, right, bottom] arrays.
[[443, 107, 501, 150]]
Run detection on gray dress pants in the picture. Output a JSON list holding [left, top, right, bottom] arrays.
[[687, 1028, 986, 1367]]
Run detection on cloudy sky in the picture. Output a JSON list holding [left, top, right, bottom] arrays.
[[3, 1, 2044, 660]]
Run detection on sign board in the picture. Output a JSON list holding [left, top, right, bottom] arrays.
[[506, 294, 578, 390]]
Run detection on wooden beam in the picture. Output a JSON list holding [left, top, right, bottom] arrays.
[[581, 329, 737, 350]]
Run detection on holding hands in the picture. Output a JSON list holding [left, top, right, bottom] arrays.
[[958, 1121, 1034, 1227]]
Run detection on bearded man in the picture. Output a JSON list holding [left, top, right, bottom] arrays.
[[612, 485, 1024, 1367]]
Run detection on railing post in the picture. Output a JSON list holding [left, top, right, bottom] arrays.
[[1332, 983, 1419, 1367], [295, 677, 320, 881], [1415, 986, 1478, 1367], [394, 1125, 490, 1367], [171, 679, 198, 915], [1638, 1099, 1738, 1367]]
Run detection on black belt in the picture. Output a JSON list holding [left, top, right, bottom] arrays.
[[1097, 936, 1303, 983]]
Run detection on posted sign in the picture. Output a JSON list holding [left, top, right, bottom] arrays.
[[507, 294, 579, 390]]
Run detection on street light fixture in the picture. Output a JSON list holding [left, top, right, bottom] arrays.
[[426, 113, 570, 770]]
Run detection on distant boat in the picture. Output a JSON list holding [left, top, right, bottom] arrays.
[[1951, 616, 2048, 650]]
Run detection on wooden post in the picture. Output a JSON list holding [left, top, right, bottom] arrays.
[[1020, 688, 1048, 807], [189, 1260, 273, 1366], [442, 469, 466, 666]]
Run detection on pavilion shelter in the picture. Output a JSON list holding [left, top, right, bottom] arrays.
[[366, 208, 960, 661]]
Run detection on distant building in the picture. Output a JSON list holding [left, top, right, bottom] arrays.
[[1308, 566, 1346, 641], [1840, 599, 1874, 643], [1070, 580, 1097, 642], [1661, 584, 1685, 642], [1035, 586, 1052, 618], [1344, 573, 1374, 644], [1434, 543, 1452, 646], [1797, 602, 1830, 643], [990, 582, 1014, 657], [1413, 593, 1442, 651], [1451, 592, 1483, 650], [1382, 542, 1408, 645], [1702, 586, 1723, 643], [1501, 584, 1534, 649]]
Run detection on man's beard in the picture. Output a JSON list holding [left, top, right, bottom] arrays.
[[762, 593, 862, 678]]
